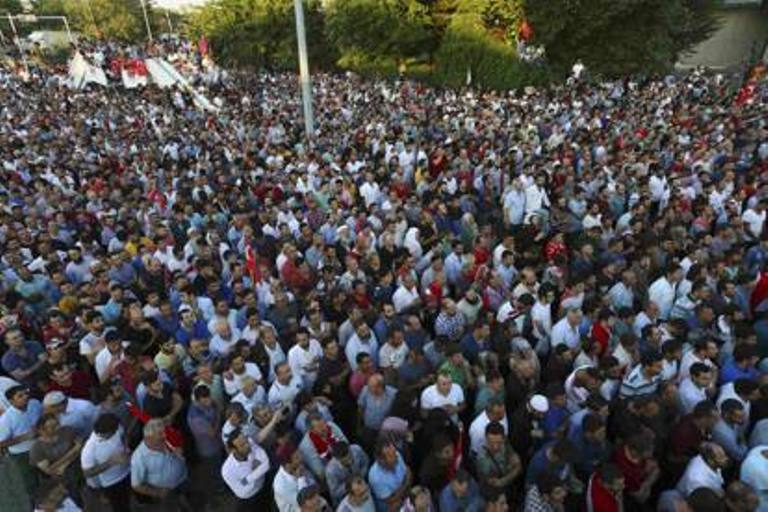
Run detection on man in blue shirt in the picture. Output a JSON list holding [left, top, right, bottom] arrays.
[[175, 306, 210, 347], [719, 344, 759, 385], [1, 329, 45, 388], [368, 440, 412, 512], [131, 418, 189, 508], [438, 469, 482, 512]]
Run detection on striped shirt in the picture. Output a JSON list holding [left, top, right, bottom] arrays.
[[619, 364, 660, 399]]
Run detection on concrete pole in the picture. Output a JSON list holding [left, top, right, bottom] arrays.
[[139, 0, 153, 43], [7, 15, 29, 76], [293, 0, 314, 140]]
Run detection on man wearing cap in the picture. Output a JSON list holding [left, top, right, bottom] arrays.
[[43, 390, 98, 439], [510, 394, 550, 462]]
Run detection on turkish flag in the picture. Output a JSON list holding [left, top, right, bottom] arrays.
[[245, 244, 262, 284]]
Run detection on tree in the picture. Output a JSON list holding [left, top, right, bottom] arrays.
[[34, 0, 148, 41], [523, 0, 721, 77], [185, 0, 335, 70], [325, 0, 436, 65]]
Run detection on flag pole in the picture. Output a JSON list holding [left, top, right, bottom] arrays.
[[293, 0, 314, 140]]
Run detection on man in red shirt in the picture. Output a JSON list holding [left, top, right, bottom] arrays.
[[612, 431, 660, 510], [587, 463, 625, 512]]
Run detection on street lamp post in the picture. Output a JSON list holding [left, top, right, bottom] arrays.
[[6, 14, 29, 76], [293, 0, 314, 140], [139, 0, 153, 43]]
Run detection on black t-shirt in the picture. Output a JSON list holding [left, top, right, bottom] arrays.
[[143, 382, 173, 419]]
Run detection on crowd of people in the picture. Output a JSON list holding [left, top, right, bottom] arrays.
[[0, 36, 768, 512]]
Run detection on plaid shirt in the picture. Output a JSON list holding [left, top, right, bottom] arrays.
[[434, 311, 466, 342], [524, 486, 560, 512]]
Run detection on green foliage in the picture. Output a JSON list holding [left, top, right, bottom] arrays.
[[34, 0, 150, 41], [0, 0, 23, 14], [432, 11, 548, 90], [185, 0, 335, 70], [325, 0, 436, 63], [523, 0, 721, 77]]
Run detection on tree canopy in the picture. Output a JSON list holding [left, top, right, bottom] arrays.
[[4, 0, 721, 88]]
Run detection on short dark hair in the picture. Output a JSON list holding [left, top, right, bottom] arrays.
[[689, 362, 711, 378], [485, 421, 505, 437], [93, 413, 120, 436], [733, 378, 759, 396], [720, 398, 744, 417], [640, 350, 662, 367], [686, 487, 725, 512], [692, 400, 718, 419], [5, 385, 26, 402], [732, 343, 757, 363], [193, 385, 211, 401]]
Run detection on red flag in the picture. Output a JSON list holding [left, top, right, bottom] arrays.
[[126, 402, 184, 448], [750, 272, 768, 314], [518, 20, 534, 42], [128, 59, 148, 77], [199, 35, 209, 57], [245, 244, 262, 284]]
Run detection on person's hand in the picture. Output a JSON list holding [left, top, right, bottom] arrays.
[[110, 451, 129, 465]]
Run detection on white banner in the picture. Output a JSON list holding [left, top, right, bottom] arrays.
[[68, 52, 107, 89], [122, 69, 148, 89]]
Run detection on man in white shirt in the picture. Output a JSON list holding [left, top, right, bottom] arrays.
[[288, 329, 322, 390], [274, 446, 315, 512], [717, 379, 759, 434], [268, 363, 304, 411], [81, 413, 131, 512], [648, 264, 683, 320], [468, 400, 509, 456], [530, 285, 555, 355], [678, 363, 713, 414], [94, 332, 125, 384], [420, 372, 465, 424], [359, 173, 381, 209], [223, 354, 264, 396], [679, 339, 719, 383], [550, 308, 582, 351], [524, 174, 550, 218], [676, 443, 728, 497], [378, 328, 409, 371], [232, 377, 266, 419], [221, 429, 271, 507], [741, 200, 767, 240], [209, 320, 242, 358], [392, 275, 421, 314]]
